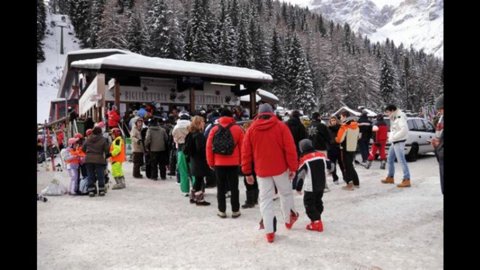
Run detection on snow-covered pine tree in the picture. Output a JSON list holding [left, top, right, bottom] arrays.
[[230, 0, 240, 28], [380, 53, 398, 105], [184, 0, 211, 62], [97, 0, 129, 49], [249, 12, 270, 73], [37, 0, 47, 63], [317, 15, 326, 37], [285, 34, 304, 108], [125, 7, 143, 54], [87, 0, 105, 48], [218, 13, 236, 66], [166, 11, 185, 60], [204, 3, 219, 63], [236, 14, 253, 68], [55, 0, 70, 14], [144, 0, 170, 57], [270, 29, 287, 106], [68, 0, 91, 47], [293, 56, 316, 115]]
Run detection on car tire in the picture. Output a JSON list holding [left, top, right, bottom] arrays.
[[406, 144, 418, 162]]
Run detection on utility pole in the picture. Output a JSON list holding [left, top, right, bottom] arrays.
[[57, 16, 67, 55]]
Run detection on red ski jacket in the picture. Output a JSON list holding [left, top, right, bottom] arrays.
[[242, 112, 298, 177], [108, 110, 120, 128]]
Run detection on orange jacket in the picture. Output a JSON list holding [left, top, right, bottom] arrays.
[[66, 147, 85, 165], [335, 119, 359, 152]]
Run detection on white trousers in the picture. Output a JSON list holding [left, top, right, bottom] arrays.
[[257, 170, 296, 233]]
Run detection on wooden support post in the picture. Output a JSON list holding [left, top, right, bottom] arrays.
[[189, 87, 195, 112], [250, 90, 257, 119], [114, 79, 120, 109]]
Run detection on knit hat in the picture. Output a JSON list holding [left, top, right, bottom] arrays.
[[435, 94, 444, 110], [258, 103, 273, 113], [299, 138, 314, 154]]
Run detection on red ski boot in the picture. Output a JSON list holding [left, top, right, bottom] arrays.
[[266, 232, 275, 243], [285, 210, 299, 229], [306, 220, 323, 232]]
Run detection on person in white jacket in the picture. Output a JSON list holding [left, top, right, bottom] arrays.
[[381, 105, 411, 188]]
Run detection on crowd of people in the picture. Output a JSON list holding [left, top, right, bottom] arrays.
[[41, 97, 444, 243]]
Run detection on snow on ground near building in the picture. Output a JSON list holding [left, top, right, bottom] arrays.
[[37, 11, 81, 123], [37, 155, 442, 269]]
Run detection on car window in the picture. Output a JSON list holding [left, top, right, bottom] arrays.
[[412, 119, 426, 131], [383, 118, 391, 131], [407, 119, 416, 130], [424, 120, 435, 132]]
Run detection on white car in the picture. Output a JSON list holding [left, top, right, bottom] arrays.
[[376, 117, 436, 162]]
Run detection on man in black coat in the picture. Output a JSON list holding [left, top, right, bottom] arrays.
[[308, 112, 331, 153], [286, 110, 307, 156], [357, 110, 372, 163]]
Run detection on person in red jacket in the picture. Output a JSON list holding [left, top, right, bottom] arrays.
[[206, 108, 244, 219], [241, 103, 299, 243], [108, 105, 121, 130], [366, 114, 388, 169]]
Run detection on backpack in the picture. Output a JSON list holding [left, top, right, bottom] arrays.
[[212, 123, 235, 155], [183, 132, 195, 157]]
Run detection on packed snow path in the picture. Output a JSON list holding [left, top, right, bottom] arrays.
[[37, 154, 442, 269]]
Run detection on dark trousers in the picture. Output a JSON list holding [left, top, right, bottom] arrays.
[[328, 147, 344, 182], [193, 175, 205, 193], [145, 153, 151, 178], [243, 174, 258, 191], [132, 152, 144, 177], [85, 163, 106, 192], [168, 148, 177, 175], [358, 139, 370, 162], [79, 164, 88, 178], [150, 151, 168, 179], [341, 150, 359, 185], [215, 166, 240, 212], [303, 190, 324, 221]]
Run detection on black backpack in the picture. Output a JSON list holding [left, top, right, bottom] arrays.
[[183, 132, 195, 157], [212, 123, 235, 155]]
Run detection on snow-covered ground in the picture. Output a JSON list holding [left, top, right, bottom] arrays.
[[37, 154, 443, 269], [37, 11, 80, 124]]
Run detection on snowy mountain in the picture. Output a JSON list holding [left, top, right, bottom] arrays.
[[37, 9, 81, 123], [288, 0, 443, 58], [369, 0, 443, 58]]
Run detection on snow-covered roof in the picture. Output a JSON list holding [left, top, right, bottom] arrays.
[[362, 108, 378, 117], [239, 94, 261, 102], [71, 53, 273, 83], [332, 106, 377, 117], [257, 89, 279, 103], [67, 48, 130, 55], [332, 106, 361, 116], [57, 49, 129, 99]]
